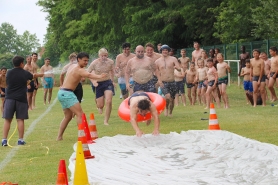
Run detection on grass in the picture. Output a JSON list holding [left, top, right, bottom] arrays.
[[1, 83, 278, 184]]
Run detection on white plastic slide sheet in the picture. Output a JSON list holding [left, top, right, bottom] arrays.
[[69, 130, 278, 185]]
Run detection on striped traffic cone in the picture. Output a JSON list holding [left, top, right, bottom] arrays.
[[82, 113, 94, 144], [77, 122, 95, 159], [89, 113, 98, 140], [208, 103, 220, 130]]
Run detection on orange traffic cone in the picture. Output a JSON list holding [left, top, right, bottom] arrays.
[[78, 122, 95, 159], [56, 173, 67, 185], [73, 141, 90, 185], [82, 113, 94, 144], [89, 113, 98, 140], [208, 103, 220, 130], [57, 160, 68, 185]]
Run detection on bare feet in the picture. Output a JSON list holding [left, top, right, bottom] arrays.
[[204, 107, 208, 109], [271, 98, 277, 102], [164, 109, 168, 116], [146, 120, 151, 126], [56, 137, 63, 141], [98, 108, 103, 114], [104, 122, 109, 126]]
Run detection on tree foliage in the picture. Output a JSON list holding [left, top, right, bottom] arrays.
[[37, 0, 278, 61], [0, 23, 41, 68]]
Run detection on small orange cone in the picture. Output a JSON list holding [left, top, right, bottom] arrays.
[[208, 103, 220, 130], [82, 113, 94, 144], [78, 122, 95, 159], [56, 173, 67, 185], [89, 113, 98, 140], [57, 160, 68, 185], [73, 141, 90, 185]]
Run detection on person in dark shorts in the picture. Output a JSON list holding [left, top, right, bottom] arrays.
[[128, 91, 160, 137], [2, 56, 44, 146], [0, 67, 7, 114]]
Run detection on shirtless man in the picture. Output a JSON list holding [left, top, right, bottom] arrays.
[[128, 92, 160, 137], [192, 42, 203, 63], [268, 46, 278, 102], [87, 48, 115, 125], [115, 43, 136, 99], [179, 49, 190, 69], [145, 43, 161, 92], [126, 45, 156, 93], [250, 49, 266, 107], [260, 51, 272, 100], [40, 58, 54, 105], [60, 53, 85, 104], [201, 50, 208, 67], [238, 46, 251, 76], [57, 52, 106, 140], [174, 60, 186, 106], [209, 48, 217, 68], [0, 67, 7, 114], [31, 53, 39, 109], [155, 45, 181, 116], [24, 56, 35, 110]]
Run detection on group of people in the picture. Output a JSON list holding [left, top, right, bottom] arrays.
[[3, 41, 278, 146]]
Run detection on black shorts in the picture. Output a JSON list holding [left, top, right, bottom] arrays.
[[161, 81, 178, 99], [252, 75, 266, 82], [175, 81, 185, 94], [208, 80, 216, 87], [218, 76, 228, 85], [186, 83, 195, 89], [95, 80, 115, 99], [270, 72, 278, 79], [1, 87, 5, 98], [34, 78, 39, 90], [133, 79, 156, 93], [74, 82, 83, 103], [3, 99, 29, 119], [27, 80, 35, 93]]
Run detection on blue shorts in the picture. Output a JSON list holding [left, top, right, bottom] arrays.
[[44, 77, 54, 89], [95, 80, 115, 99], [58, 89, 79, 109], [243, 81, 253, 92], [175, 81, 185, 94]]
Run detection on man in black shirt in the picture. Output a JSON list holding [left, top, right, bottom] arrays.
[[2, 56, 44, 146]]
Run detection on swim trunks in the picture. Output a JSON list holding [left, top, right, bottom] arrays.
[[74, 82, 83, 103], [133, 79, 156, 93], [218, 76, 228, 85], [128, 92, 151, 105], [95, 80, 115, 99], [27, 80, 35, 93], [198, 80, 207, 89], [175, 81, 185, 94], [270, 72, 278, 79], [186, 83, 195, 89], [0, 87, 5, 98], [161, 81, 178, 99], [243, 81, 253, 92], [43, 77, 54, 89], [208, 80, 216, 87], [252, 75, 266, 82], [58, 88, 79, 109]]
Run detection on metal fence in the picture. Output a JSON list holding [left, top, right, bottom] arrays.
[[177, 39, 278, 86]]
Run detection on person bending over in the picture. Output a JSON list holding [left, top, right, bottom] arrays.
[[129, 92, 160, 137]]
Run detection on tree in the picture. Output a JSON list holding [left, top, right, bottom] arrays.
[[18, 31, 41, 57], [0, 23, 19, 54]]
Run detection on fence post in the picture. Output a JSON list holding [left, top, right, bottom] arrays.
[[236, 43, 239, 60], [224, 44, 227, 59], [267, 39, 270, 51]]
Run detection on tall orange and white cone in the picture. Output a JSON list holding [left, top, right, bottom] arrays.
[[78, 122, 95, 159], [88, 113, 98, 140], [208, 103, 220, 130], [82, 113, 94, 144]]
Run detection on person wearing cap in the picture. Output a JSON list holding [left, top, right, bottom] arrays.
[[125, 45, 157, 93], [155, 44, 181, 116]]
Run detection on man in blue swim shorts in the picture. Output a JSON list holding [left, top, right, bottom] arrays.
[[87, 48, 116, 125], [41, 58, 55, 105], [57, 52, 107, 140]]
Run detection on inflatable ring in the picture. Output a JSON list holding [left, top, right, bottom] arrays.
[[118, 92, 166, 122]]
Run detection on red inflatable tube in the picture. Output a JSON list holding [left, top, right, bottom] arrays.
[[118, 92, 166, 122]]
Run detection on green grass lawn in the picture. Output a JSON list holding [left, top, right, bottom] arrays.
[[0, 83, 278, 184]]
